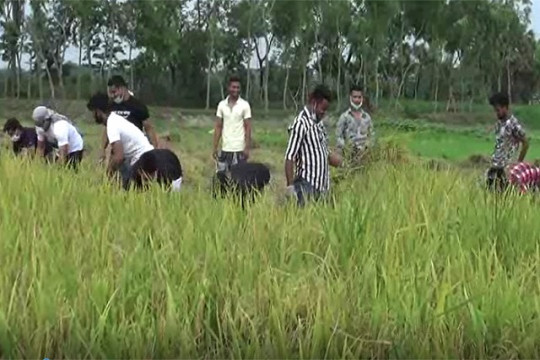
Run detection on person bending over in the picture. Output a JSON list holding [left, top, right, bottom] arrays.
[[87, 92, 154, 189], [3, 117, 54, 159], [32, 106, 84, 169], [130, 148, 184, 192]]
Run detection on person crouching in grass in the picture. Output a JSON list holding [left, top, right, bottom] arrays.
[[486, 92, 529, 192], [130, 148, 184, 192], [3, 117, 55, 159], [507, 162, 540, 194], [87, 92, 183, 191]]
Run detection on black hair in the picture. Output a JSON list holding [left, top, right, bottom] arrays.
[[350, 84, 363, 94], [107, 75, 127, 88], [3, 117, 22, 133], [229, 75, 241, 84], [87, 92, 111, 113], [309, 84, 332, 103], [489, 92, 509, 107]]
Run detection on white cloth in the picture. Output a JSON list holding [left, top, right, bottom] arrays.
[[106, 112, 154, 166], [171, 177, 183, 192], [216, 96, 252, 152], [36, 119, 83, 153]]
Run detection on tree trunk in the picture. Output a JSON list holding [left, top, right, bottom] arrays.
[[129, 43, 134, 91], [506, 58, 512, 104], [375, 58, 380, 106], [44, 62, 55, 99], [205, 28, 214, 110], [337, 44, 342, 110], [107, 0, 116, 80], [37, 57, 43, 100], [15, 52, 21, 99], [283, 65, 289, 110], [263, 36, 271, 112], [77, 37, 83, 100]]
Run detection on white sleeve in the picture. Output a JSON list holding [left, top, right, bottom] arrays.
[[216, 103, 223, 118], [107, 118, 121, 144], [36, 127, 45, 142], [243, 103, 252, 120], [53, 121, 69, 147]]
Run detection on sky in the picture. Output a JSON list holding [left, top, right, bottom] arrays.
[[1, 2, 540, 71]]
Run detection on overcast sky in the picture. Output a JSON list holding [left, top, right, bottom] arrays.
[[1, 2, 540, 70]]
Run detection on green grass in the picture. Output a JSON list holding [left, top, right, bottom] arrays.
[[0, 155, 538, 358], [0, 99, 539, 357]]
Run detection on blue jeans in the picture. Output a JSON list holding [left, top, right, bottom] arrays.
[[293, 178, 324, 207]]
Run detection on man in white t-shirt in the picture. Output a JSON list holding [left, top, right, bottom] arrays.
[[212, 76, 252, 173], [32, 106, 84, 169], [87, 92, 183, 191]]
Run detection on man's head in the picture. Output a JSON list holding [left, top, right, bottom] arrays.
[[489, 92, 510, 120], [3, 117, 23, 142], [32, 106, 53, 132], [107, 75, 129, 104], [308, 84, 332, 122], [350, 84, 363, 111], [228, 75, 241, 100], [87, 92, 111, 125]]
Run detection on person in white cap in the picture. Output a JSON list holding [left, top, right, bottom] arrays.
[[32, 106, 84, 169]]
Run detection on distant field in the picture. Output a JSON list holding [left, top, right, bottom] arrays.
[[0, 99, 539, 357]]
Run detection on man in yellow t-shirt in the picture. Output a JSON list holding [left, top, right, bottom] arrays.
[[212, 75, 252, 174]]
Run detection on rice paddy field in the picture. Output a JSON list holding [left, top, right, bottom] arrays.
[[0, 99, 539, 358]]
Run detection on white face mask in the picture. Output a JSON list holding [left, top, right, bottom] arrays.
[[113, 96, 123, 104], [350, 100, 363, 111], [11, 133, 21, 142]]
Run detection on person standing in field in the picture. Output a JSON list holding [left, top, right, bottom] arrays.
[[336, 84, 375, 164], [3, 117, 54, 158], [284, 84, 343, 206], [32, 106, 84, 169], [485, 92, 529, 191], [100, 75, 159, 162], [212, 75, 252, 175], [87, 92, 183, 191]]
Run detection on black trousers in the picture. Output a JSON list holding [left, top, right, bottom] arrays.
[[486, 167, 508, 192], [67, 150, 84, 170]]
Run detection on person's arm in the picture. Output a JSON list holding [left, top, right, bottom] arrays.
[[243, 103, 252, 159], [36, 128, 46, 157], [58, 144, 69, 163], [284, 120, 305, 187], [514, 122, 529, 162], [213, 117, 223, 159], [142, 119, 159, 148], [139, 103, 159, 148], [106, 120, 124, 176], [519, 137, 529, 162], [100, 127, 109, 160], [335, 113, 347, 151], [107, 141, 124, 176], [54, 122, 70, 164]]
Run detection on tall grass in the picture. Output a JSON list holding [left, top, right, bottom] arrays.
[[0, 154, 538, 358]]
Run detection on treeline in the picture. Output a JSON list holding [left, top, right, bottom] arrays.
[[0, 0, 539, 110]]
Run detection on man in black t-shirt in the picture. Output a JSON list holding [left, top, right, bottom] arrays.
[[3, 117, 55, 158], [100, 75, 159, 161]]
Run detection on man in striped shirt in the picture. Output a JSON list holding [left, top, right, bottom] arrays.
[[284, 85, 343, 206]]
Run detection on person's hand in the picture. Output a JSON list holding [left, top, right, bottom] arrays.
[[243, 148, 250, 160], [285, 185, 296, 198], [212, 150, 219, 161]]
